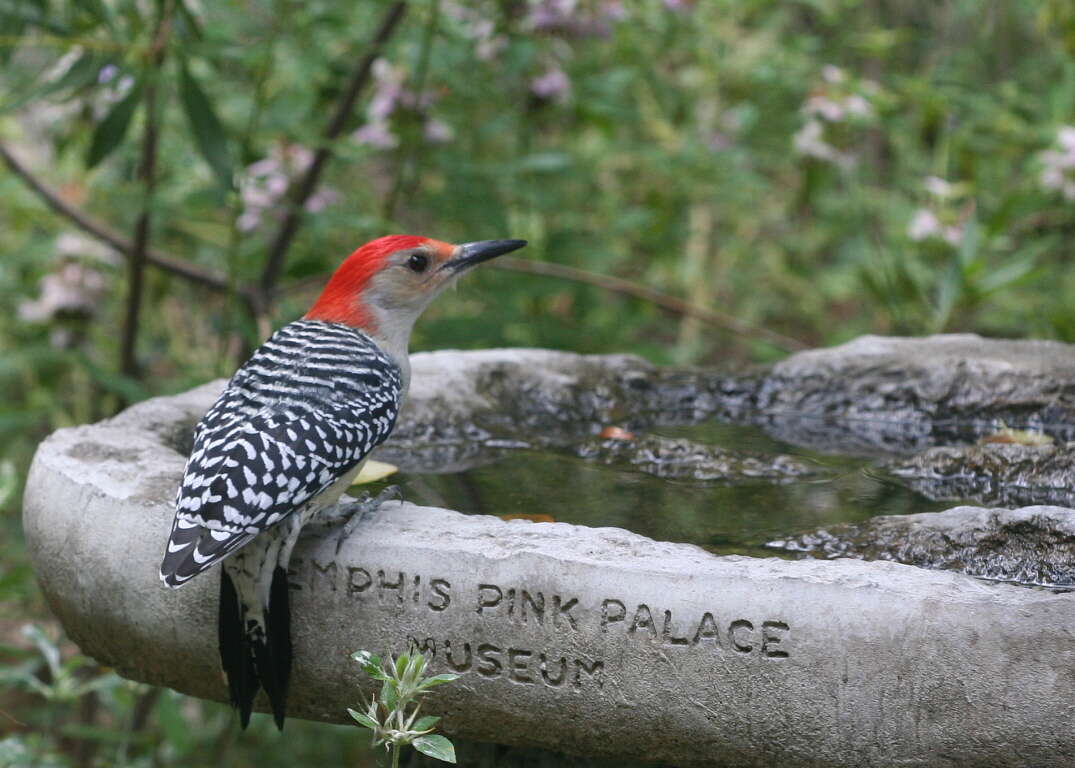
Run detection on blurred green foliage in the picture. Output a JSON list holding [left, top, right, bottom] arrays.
[[3, 0, 1075, 764]]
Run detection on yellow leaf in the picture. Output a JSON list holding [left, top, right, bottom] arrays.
[[978, 422, 1054, 446], [350, 460, 399, 486]]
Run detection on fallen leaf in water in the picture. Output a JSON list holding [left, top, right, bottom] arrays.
[[499, 513, 556, 524], [979, 424, 1053, 446], [599, 426, 635, 440], [350, 459, 399, 486]]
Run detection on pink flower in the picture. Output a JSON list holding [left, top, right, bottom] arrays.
[[353, 122, 399, 149], [531, 65, 571, 101], [238, 143, 337, 232]]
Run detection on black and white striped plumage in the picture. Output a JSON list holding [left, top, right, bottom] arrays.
[[160, 319, 402, 727]]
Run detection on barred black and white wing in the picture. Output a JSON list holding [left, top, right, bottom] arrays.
[[160, 320, 402, 587]]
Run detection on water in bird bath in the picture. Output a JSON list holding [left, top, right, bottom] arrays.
[[373, 419, 965, 557]]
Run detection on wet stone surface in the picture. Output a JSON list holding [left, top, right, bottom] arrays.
[[569, 434, 816, 482], [768, 505, 1075, 588], [884, 442, 1075, 508], [756, 333, 1075, 455]]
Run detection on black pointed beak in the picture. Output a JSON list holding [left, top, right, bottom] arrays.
[[443, 239, 527, 272]]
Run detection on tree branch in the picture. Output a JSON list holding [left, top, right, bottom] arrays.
[[257, 0, 408, 301], [491, 256, 809, 351], [120, 6, 171, 383], [0, 141, 233, 293]]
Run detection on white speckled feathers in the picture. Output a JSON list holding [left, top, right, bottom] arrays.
[[160, 320, 401, 587]]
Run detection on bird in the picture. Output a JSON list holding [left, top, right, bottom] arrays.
[[159, 235, 527, 729]]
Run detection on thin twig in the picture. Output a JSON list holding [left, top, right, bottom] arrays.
[[257, 0, 408, 304], [119, 2, 172, 385], [492, 256, 809, 351], [0, 707, 28, 728], [0, 142, 233, 293]]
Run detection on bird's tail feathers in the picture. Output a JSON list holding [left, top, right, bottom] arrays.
[[252, 566, 292, 730], [218, 567, 292, 730], [161, 518, 254, 588], [219, 570, 259, 727]]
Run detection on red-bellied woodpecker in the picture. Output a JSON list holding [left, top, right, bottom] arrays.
[[159, 235, 527, 729]]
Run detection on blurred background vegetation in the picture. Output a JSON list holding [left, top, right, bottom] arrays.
[[3, 0, 1075, 764]]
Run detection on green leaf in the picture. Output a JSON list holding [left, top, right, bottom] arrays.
[[347, 707, 379, 730], [175, 0, 205, 40], [413, 715, 440, 731], [381, 678, 397, 710], [76, 0, 115, 32], [22, 625, 61, 677], [0, 1, 70, 34], [517, 152, 572, 173], [412, 734, 456, 763], [86, 78, 142, 169], [351, 650, 378, 667], [3, 53, 108, 114], [352, 650, 388, 680], [419, 673, 460, 689], [178, 59, 233, 189]]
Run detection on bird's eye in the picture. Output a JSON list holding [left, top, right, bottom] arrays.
[[406, 253, 429, 273]]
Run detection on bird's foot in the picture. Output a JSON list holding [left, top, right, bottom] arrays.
[[320, 485, 403, 555]]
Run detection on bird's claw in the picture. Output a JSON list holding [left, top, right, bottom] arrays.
[[324, 485, 403, 555]]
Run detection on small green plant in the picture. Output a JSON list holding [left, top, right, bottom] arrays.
[[348, 648, 460, 767]]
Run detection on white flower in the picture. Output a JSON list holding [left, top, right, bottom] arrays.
[[844, 94, 872, 118], [476, 35, 508, 61], [1038, 126, 1075, 200], [19, 262, 106, 324], [55, 232, 119, 264], [907, 208, 963, 245], [804, 95, 844, 122], [942, 224, 964, 247], [924, 176, 955, 199], [907, 209, 942, 241], [821, 65, 846, 84], [793, 120, 854, 168], [1058, 126, 1075, 154], [424, 118, 454, 144]]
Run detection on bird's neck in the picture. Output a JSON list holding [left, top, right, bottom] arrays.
[[364, 305, 415, 393]]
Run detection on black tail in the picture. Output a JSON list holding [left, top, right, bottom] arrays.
[[218, 568, 293, 730]]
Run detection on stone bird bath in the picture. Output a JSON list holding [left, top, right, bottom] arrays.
[[23, 336, 1075, 766]]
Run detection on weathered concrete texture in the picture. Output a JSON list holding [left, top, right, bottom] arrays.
[[24, 375, 1075, 767], [885, 442, 1075, 508], [757, 334, 1075, 454], [769, 505, 1075, 588]]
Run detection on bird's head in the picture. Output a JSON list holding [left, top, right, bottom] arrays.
[[305, 234, 526, 366]]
